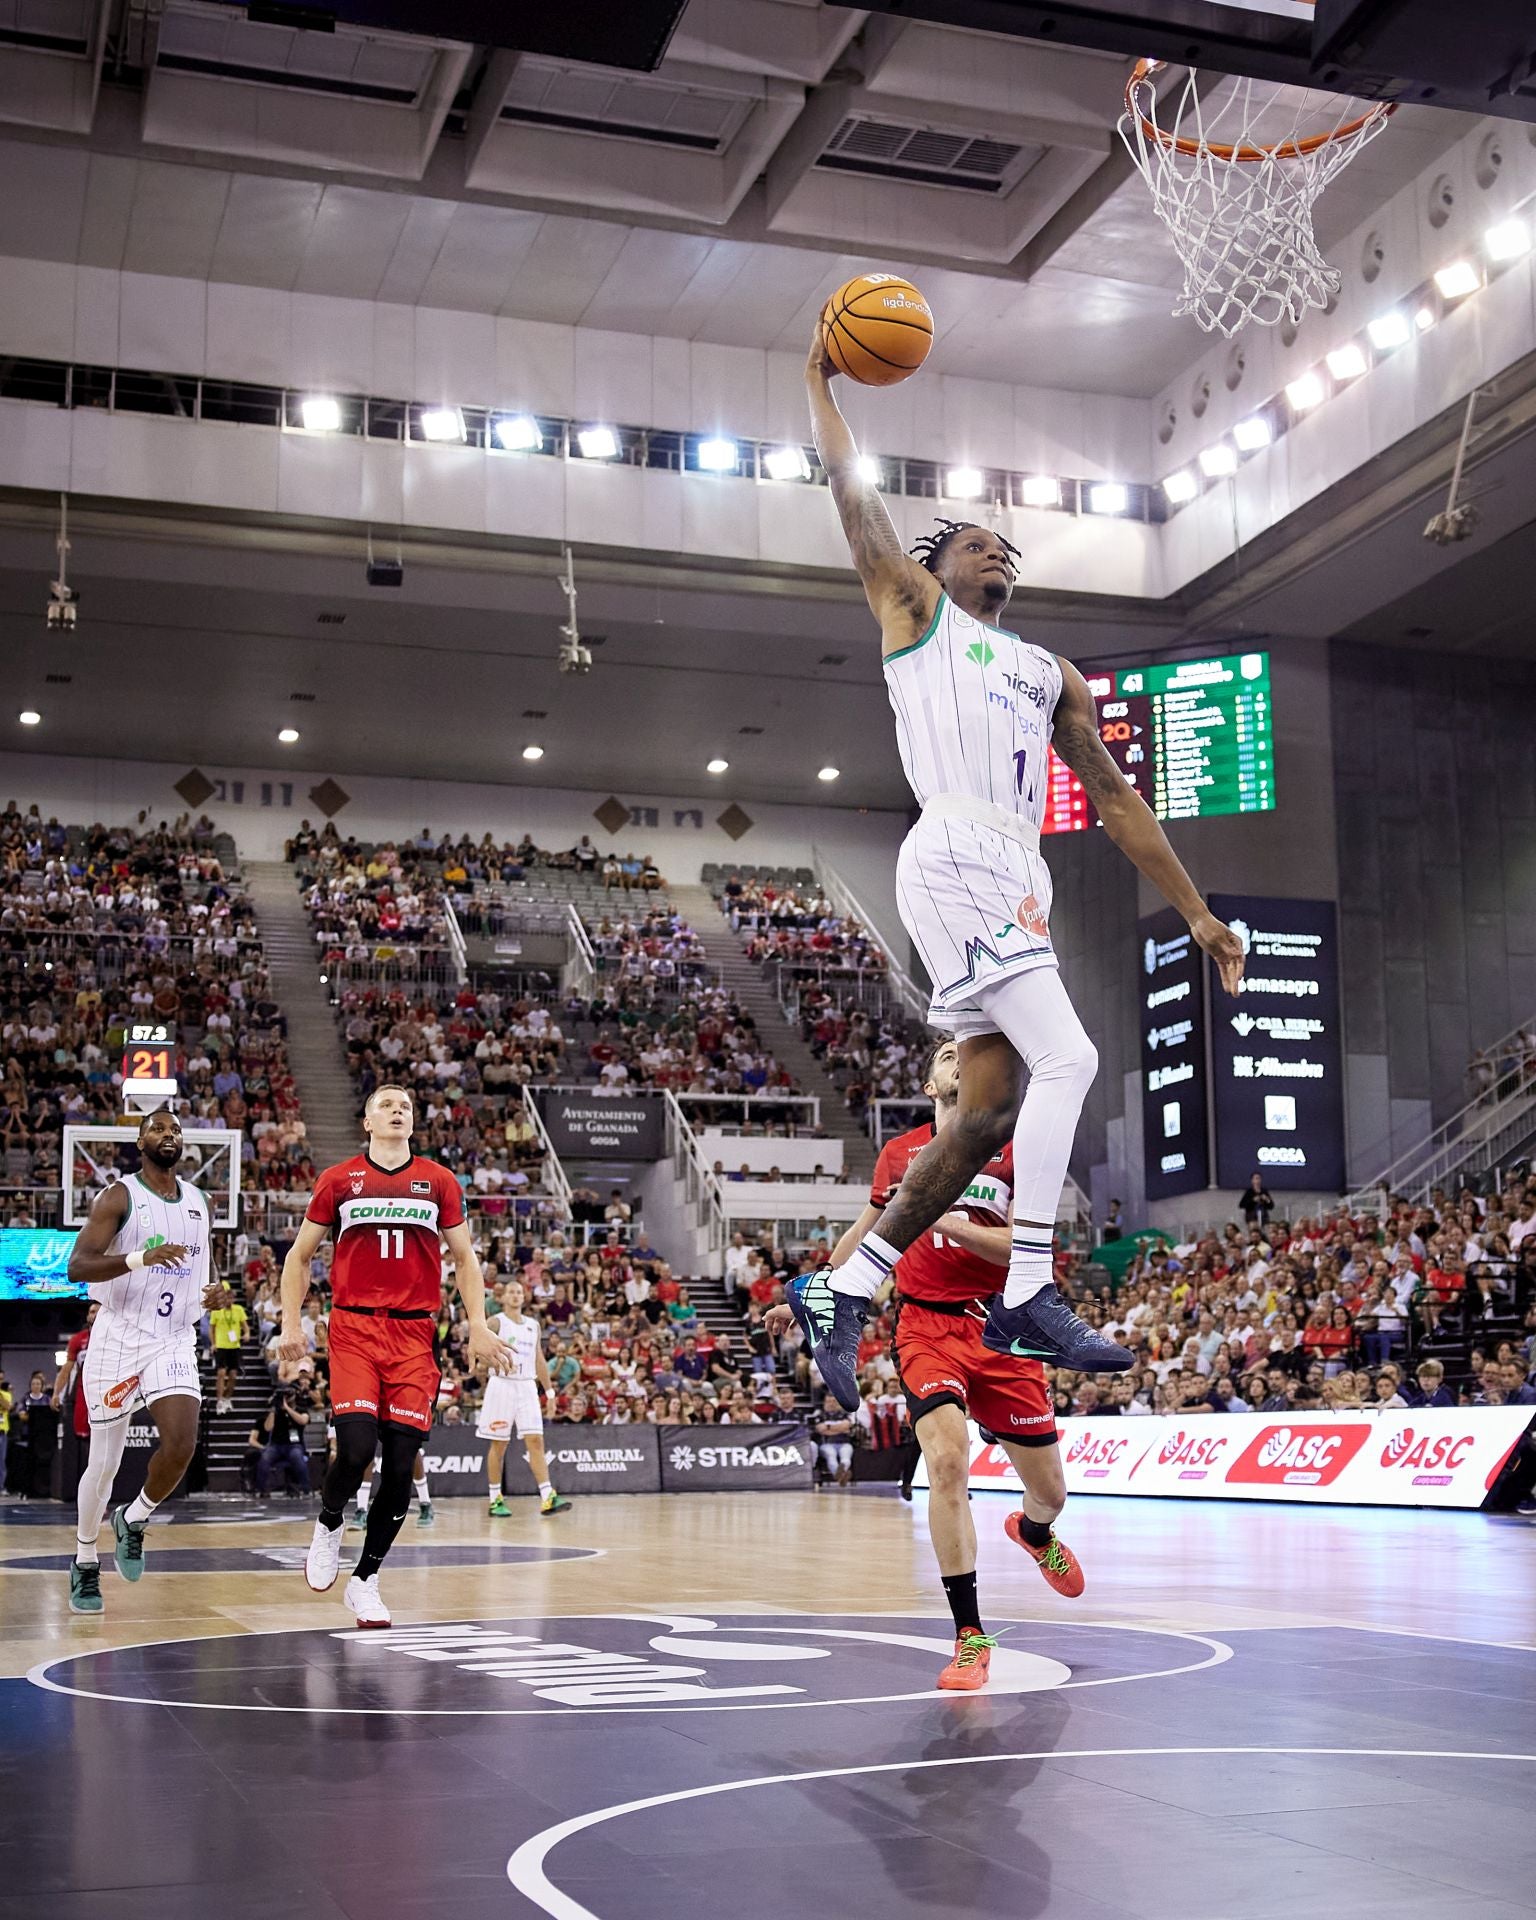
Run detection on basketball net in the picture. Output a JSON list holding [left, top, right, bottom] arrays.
[[1120, 61, 1395, 337]]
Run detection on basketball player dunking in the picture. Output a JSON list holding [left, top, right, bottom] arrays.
[[278, 1084, 511, 1627], [795, 321, 1246, 1405], [770, 1037, 1083, 1690], [66, 1107, 227, 1613]]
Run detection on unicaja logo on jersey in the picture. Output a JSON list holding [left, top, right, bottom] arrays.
[[965, 640, 995, 668]]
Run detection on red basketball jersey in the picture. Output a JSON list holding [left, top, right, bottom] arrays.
[[306, 1153, 464, 1312], [871, 1123, 1013, 1303]]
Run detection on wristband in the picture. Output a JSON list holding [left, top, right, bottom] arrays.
[[125, 1250, 146, 1272]]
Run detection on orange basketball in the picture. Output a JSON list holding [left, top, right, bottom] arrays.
[[821, 272, 934, 386]]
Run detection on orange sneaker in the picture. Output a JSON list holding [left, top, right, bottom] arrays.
[[1005, 1514, 1085, 1597], [936, 1628, 996, 1691]]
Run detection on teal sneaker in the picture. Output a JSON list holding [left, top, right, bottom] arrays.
[[112, 1506, 147, 1582], [539, 1492, 572, 1516], [415, 1500, 435, 1528], [69, 1558, 104, 1614]]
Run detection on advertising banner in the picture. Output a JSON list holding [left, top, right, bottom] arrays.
[[418, 1425, 496, 1497], [0, 1227, 83, 1301], [537, 1091, 665, 1160], [658, 1422, 814, 1492], [1138, 906, 1209, 1199], [1208, 893, 1346, 1191], [927, 1410, 1533, 1510], [503, 1423, 661, 1496]]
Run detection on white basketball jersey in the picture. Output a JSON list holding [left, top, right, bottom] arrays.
[[98, 1175, 211, 1339], [884, 591, 1063, 825], [492, 1311, 542, 1382]]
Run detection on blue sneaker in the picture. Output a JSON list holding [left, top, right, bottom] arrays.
[[982, 1289, 1133, 1372], [112, 1505, 147, 1582], [787, 1266, 865, 1411]]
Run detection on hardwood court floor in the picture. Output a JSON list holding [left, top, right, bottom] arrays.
[[4, 1490, 1535, 1920]]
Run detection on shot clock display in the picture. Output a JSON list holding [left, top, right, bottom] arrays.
[[121, 1021, 177, 1086], [1044, 651, 1273, 835]]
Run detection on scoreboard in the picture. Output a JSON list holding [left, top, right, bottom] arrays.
[[1044, 650, 1273, 835]]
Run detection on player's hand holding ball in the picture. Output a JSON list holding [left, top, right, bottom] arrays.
[[469, 1319, 514, 1377], [816, 272, 934, 386]]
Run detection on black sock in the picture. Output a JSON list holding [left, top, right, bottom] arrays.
[[1015, 1513, 1053, 1549], [318, 1505, 344, 1532], [941, 1571, 981, 1635]]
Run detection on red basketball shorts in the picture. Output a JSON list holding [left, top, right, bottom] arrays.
[[895, 1299, 1056, 1447], [329, 1311, 439, 1433]]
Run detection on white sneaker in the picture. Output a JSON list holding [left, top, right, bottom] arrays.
[[305, 1518, 344, 1592], [344, 1573, 391, 1629]]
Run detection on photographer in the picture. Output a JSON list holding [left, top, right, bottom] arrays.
[[258, 1362, 314, 1496]]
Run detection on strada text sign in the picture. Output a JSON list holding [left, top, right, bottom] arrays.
[[930, 1409, 1533, 1509]]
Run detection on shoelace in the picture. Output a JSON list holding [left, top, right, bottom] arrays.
[[952, 1632, 1000, 1668], [1042, 1538, 1072, 1576]]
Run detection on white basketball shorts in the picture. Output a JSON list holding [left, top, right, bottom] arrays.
[[81, 1315, 202, 1425], [476, 1375, 543, 1440], [895, 798, 1057, 1034]]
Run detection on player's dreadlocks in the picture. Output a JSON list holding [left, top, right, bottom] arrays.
[[909, 518, 1021, 576]]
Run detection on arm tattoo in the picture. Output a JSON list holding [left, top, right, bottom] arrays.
[[833, 479, 913, 595], [1053, 714, 1128, 811]]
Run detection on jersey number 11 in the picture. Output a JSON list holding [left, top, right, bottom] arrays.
[[375, 1229, 406, 1258]]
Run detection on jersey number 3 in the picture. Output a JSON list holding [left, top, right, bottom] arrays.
[[375, 1229, 406, 1259]]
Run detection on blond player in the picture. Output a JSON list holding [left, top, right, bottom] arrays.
[[478, 1279, 570, 1517]]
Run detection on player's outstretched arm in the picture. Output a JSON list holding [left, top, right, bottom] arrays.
[[442, 1222, 513, 1375], [805, 325, 935, 644], [1052, 657, 1246, 995]]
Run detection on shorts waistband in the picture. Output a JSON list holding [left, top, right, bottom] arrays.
[[921, 792, 1041, 852], [334, 1303, 434, 1320]]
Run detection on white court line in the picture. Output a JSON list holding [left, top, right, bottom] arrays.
[[25, 1612, 1231, 1716], [506, 1745, 1536, 1920]]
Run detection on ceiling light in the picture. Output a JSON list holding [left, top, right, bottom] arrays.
[[1485, 217, 1531, 263], [300, 395, 341, 433], [1433, 260, 1481, 300], [1326, 343, 1368, 381], [697, 436, 738, 472], [945, 467, 984, 500], [817, 766, 840, 782], [1198, 443, 1238, 477], [277, 727, 300, 744], [706, 758, 729, 774], [1285, 370, 1326, 412], [1088, 482, 1128, 515], [1020, 474, 1060, 507], [1367, 311, 1412, 350], [1414, 304, 1436, 333], [18, 710, 40, 726], [492, 414, 541, 452], [522, 744, 545, 761], [856, 455, 883, 486], [1233, 414, 1273, 452], [1162, 469, 1199, 505], [764, 446, 811, 482], [577, 425, 618, 460], [419, 406, 465, 443]]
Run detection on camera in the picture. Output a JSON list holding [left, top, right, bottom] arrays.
[[557, 625, 592, 675], [1423, 502, 1479, 545], [46, 581, 77, 631]]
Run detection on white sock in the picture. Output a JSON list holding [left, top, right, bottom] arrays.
[[356, 1483, 372, 1512], [75, 1536, 100, 1567], [489, 1484, 501, 1504], [124, 1489, 160, 1529], [1003, 1224, 1055, 1309], [829, 1234, 899, 1301], [413, 1470, 430, 1504], [539, 1481, 554, 1501]]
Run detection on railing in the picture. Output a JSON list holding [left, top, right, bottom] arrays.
[[810, 844, 931, 1029], [518, 1085, 573, 1219], [675, 1091, 822, 1131], [663, 1087, 728, 1267], [442, 896, 469, 986], [0, 926, 265, 976], [1347, 1014, 1536, 1207], [565, 902, 596, 997], [316, 941, 458, 990]]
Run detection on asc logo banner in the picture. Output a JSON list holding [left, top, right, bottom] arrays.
[[941, 1409, 1533, 1509], [658, 1422, 813, 1491]]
